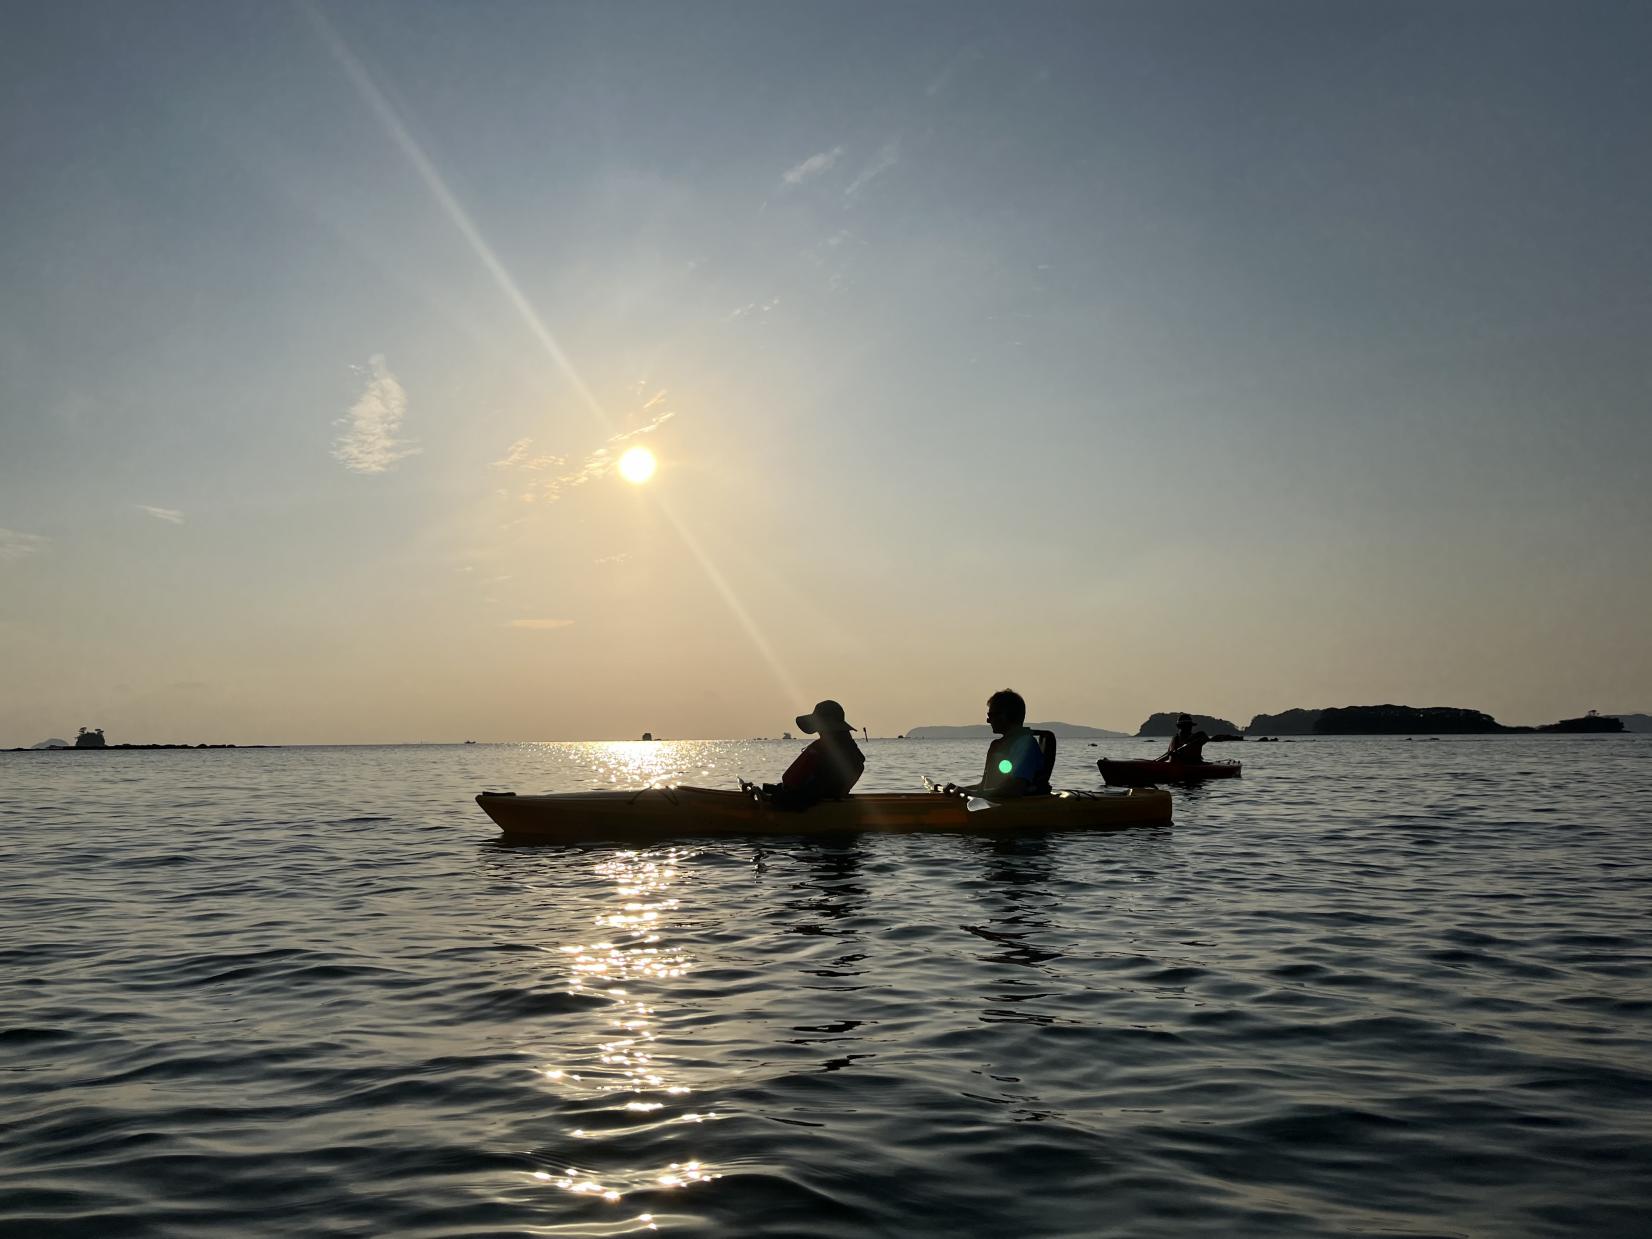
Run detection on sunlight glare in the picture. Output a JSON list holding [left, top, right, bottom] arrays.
[[618, 446, 657, 484]]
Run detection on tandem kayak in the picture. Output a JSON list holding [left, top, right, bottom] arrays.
[[1097, 758, 1241, 786], [476, 784, 1172, 844]]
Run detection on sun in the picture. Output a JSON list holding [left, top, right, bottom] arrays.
[[617, 446, 657, 484]]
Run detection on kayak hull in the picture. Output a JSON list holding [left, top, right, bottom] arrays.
[[476, 785, 1172, 844], [1098, 758, 1241, 786]]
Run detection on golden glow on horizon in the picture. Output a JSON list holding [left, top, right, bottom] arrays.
[[618, 446, 657, 484]]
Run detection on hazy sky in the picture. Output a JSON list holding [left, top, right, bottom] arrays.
[[3, 0, 1649, 745]]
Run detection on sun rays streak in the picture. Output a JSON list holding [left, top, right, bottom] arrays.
[[649, 495, 805, 705], [302, 4, 608, 430], [306, 6, 803, 705]]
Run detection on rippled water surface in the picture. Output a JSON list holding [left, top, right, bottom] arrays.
[[3, 736, 1650, 1237]]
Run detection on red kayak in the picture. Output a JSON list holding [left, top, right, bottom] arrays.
[[1098, 758, 1241, 786]]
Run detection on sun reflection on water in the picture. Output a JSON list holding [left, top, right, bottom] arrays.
[[585, 740, 720, 792], [530, 847, 722, 1212]]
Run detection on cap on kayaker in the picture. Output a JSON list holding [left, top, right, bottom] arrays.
[[797, 700, 855, 734]]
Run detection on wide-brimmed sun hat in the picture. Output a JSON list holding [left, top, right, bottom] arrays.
[[797, 700, 855, 734]]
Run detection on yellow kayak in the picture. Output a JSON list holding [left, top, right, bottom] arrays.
[[476, 784, 1172, 844]]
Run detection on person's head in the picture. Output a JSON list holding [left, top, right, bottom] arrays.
[[1177, 713, 1195, 733], [796, 699, 855, 735], [986, 689, 1027, 734]]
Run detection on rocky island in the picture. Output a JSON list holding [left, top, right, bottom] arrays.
[[1243, 708, 1325, 735], [1136, 712, 1242, 738], [11, 726, 268, 752], [1242, 705, 1627, 735], [1606, 713, 1652, 733]]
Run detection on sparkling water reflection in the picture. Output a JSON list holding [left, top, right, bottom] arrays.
[[2, 736, 1650, 1237], [510, 844, 725, 1220]]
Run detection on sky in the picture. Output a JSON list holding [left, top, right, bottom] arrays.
[[2, 0, 1650, 745]]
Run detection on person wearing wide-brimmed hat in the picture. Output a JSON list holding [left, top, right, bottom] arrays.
[[760, 699, 866, 810], [1160, 713, 1209, 764]]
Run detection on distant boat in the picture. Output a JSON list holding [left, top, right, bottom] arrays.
[[464, 740, 477, 744], [781, 731, 794, 741]]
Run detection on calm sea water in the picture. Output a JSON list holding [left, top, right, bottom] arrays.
[[2, 736, 1649, 1238]]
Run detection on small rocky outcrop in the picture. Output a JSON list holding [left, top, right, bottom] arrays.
[[74, 727, 107, 749], [1536, 712, 1625, 733]]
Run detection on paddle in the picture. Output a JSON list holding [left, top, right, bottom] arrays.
[[923, 775, 996, 812], [1155, 729, 1210, 762]]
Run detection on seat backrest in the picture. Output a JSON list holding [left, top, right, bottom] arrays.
[[1030, 729, 1057, 795]]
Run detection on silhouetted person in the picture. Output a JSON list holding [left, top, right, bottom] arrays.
[[1161, 713, 1208, 764], [763, 700, 865, 810], [946, 689, 1043, 799]]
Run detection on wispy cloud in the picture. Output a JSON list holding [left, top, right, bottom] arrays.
[[306, 8, 610, 433], [508, 618, 575, 630], [782, 146, 844, 186], [845, 140, 900, 200], [728, 296, 781, 321], [491, 437, 566, 471], [495, 406, 677, 503], [608, 409, 675, 447], [137, 505, 185, 524], [0, 528, 48, 562], [333, 355, 419, 474]]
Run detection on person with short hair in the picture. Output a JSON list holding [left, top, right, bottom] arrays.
[[762, 699, 865, 810], [948, 689, 1044, 799]]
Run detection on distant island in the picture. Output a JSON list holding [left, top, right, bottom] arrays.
[[12, 726, 267, 752], [14, 743, 263, 751], [1608, 713, 1652, 733], [905, 721, 1129, 739], [1244, 708, 1325, 735], [1136, 712, 1242, 737], [1241, 705, 1628, 735], [1318, 705, 1507, 734]]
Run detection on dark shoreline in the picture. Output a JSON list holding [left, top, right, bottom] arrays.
[[8, 744, 275, 752]]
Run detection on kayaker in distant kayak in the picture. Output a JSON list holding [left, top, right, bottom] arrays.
[[1161, 713, 1209, 764], [761, 699, 866, 810], [945, 689, 1045, 799]]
